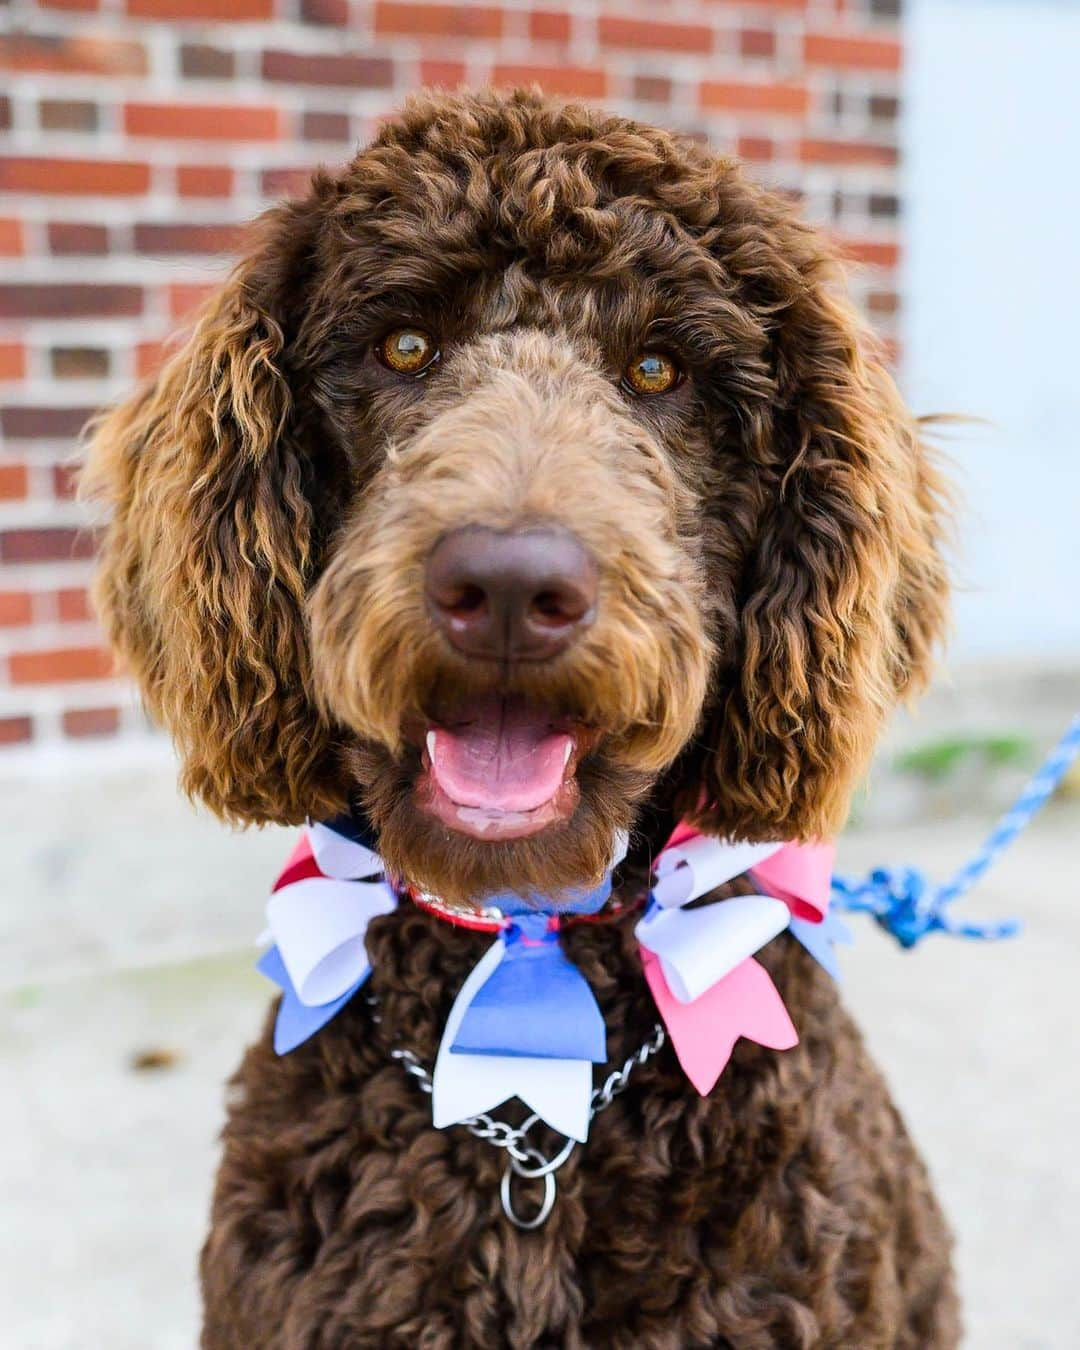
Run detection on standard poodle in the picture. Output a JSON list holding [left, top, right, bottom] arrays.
[[84, 89, 959, 1348]]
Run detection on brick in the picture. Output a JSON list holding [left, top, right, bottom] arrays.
[[0, 284, 142, 320], [134, 222, 246, 255], [260, 166, 315, 199], [180, 44, 235, 80], [867, 290, 900, 317], [302, 0, 349, 21], [10, 646, 114, 684], [0, 591, 33, 626], [805, 33, 901, 72], [718, 0, 806, 8], [127, 0, 273, 17], [0, 343, 27, 381], [63, 706, 121, 738], [1, 406, 95, 440], [739, 28, 776, 60], [529, 11, 570, 44], [48, 222, 109, 256], [420, 60, 466, 88], [52, 347, 110, 379], [492, 65, 606, 99], [135, 340, 168, 377], [0, 716, 33, 747], [737, 136, 774, 163], [632, 76, 672, 104], [0, 218, 22, 256], [598, 17, 712, 54], [0, 157, 150, 196], [869, 192, 900, 219], [869, 94, 900, 123], [0, 527, 97, 564], [125, 103, 281, 141], [176, 164, 234, 197], [838, 238, 900, 267], [701, 81, 810, 116], [0, 34, 146, 77], [57, 586, 94, 622], [301, 111, 351, 142], [52, 463, 81, 499], [167, 282, 217, 321], [40, 99, 99, 132], [800, 138, 897, 167], [261, 50, 394, 88], [375, 3, 503, 39], [0, 464, 29, 500]]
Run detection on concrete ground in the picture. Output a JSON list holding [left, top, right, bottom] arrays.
[[2, 674, 1078, 1348]]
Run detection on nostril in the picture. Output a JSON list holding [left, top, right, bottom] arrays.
[[530, 587, 589, 628], [439, 582, 487, 623]]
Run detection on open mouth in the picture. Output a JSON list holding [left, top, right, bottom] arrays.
[[415, 694, 586, 841]]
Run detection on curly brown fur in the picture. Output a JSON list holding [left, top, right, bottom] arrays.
[[202, 883, 959, 1349], [84, 88, 958, 1346]]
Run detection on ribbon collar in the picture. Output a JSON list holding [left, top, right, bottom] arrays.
[[258, 813, 844, 1140]]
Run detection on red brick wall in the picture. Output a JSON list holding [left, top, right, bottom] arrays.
[[0, 0, 903, 754]]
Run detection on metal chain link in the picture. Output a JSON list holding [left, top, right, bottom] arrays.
[[370, 991, 665, 1228]]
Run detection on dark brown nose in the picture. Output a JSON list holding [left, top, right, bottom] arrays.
[[425, 526, 598, 660]]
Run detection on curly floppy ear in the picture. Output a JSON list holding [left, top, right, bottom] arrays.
[[82, 194, 345, 825], [681, 240, 950, 844]]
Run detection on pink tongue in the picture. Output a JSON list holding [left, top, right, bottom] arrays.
[[429, 698, 573, 813]]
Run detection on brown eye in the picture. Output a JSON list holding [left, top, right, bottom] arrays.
[[378, 327, 439, 376], [623, 350, 683, 397]]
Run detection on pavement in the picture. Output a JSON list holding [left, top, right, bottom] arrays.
[[2, 674, 1078, 1348]]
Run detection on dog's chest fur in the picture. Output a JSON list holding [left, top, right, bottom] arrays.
[[200, 888, 960, 1349]]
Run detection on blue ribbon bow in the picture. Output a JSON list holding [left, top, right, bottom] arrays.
[[258, 943, 371, 1054], [451, 913, 607, 1062]]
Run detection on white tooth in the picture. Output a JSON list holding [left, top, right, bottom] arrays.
[[562, 741, 573, 767], [426, 731, 438, 763]]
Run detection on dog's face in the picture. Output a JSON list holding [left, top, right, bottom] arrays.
[[310, 319, 711, 898], [85, 91, 948, 904]]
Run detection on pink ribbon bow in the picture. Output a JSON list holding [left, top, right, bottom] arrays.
[[637, 833, 834, 1094]]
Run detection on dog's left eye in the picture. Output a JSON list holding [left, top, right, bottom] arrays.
[[622, 350, 683, 397], [377, 327, 440, 377]]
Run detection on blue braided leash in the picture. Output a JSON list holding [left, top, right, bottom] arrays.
[[831, 715, 1080, 948]]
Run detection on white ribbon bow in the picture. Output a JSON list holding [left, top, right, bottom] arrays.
[[266, 826, 396, 1008], [651, 836, 782, 908], [637, 835, 790, 1004], [636, 893, 791, 1003], [307, 821, 383, 881]]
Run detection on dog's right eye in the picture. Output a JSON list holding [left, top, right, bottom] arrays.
[[622, 350, 683, 398], [377, 327, 440, 377]]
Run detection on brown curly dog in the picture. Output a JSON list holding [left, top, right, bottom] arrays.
[[84, 89, 959, 1348]]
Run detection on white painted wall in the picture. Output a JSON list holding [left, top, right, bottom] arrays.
[[904, 0, 1080, 664]]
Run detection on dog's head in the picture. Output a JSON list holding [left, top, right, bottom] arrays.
[[84, 90, 948, 904]]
